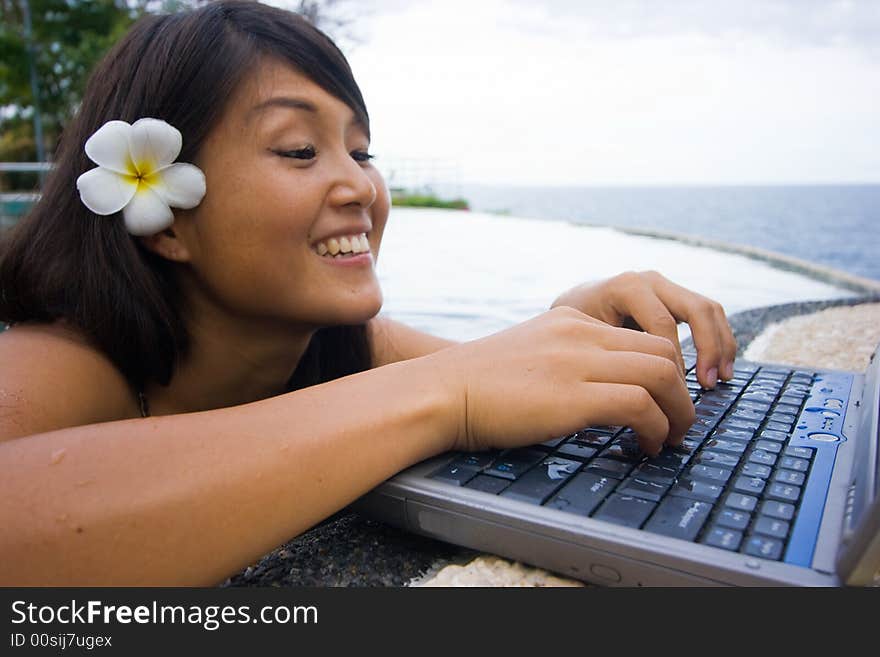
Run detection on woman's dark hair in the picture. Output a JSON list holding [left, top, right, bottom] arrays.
[[0, 0, 372, 393]]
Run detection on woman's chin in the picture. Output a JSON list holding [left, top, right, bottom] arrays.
[[322, 293, 383, 326]]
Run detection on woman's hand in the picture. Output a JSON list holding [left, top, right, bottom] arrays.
[[550, 271, 737, 390], [428, 306, 695, 456]]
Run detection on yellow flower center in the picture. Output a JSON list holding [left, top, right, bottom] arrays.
[[125, 159, 159, 191]]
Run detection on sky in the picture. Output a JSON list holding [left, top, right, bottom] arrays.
[[271, 0, 880, 187]]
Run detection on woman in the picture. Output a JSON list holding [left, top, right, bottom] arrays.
[[0, 1, 736, 585]]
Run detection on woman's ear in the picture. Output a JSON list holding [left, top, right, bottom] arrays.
[[138, 224, 192, 263]]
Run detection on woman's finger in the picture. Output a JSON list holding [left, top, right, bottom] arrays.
[[612, 280, 686, 374], [577, 382, 671, 455], [714, 303, 738, 380], [581, 318, 681, 373], [646, 275, 726, 389], [571, 348, 694, 445]]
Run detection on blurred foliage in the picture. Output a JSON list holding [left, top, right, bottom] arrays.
[[391, 193, 470, 211], [0, 0, 356, 189], [0, 0, 208, 175]]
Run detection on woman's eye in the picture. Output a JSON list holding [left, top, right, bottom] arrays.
[[351, 150, 375, 163], [276, 146, 317, 160]]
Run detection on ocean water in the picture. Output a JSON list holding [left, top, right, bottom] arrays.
[[445, 184, 880, 282], [377, 208, 853, 342]]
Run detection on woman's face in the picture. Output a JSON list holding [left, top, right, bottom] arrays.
[[170, 58, 390, 330]]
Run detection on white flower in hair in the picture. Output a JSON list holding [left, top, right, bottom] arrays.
[[75, 118, 207, 236]]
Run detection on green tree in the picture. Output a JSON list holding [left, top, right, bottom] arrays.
[[0, 0, 355, 186], [0, 1, 151, 169]]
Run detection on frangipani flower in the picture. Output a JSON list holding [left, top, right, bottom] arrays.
[[76, 118, 206, 236]]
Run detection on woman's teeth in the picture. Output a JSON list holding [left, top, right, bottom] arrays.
[[315, 233, 370, 258]]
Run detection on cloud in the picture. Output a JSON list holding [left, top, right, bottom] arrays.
[[504, 0, 880, 51]]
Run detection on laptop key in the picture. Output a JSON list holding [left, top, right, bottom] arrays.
[[760, 500, 796, 521], [615, 476, 671, 502], [673, 438, 703, 456], [722, 418, 761, 433], [464, 474, 510, 494], [430, 462, 479, 486], [702, 526, 743, 551], [743, 535, 784, 561], [759, 429, 788, 442], [702, 438, 749, 456], [693, 451, 740, 469], [687, 464, 733, 484], [696, 405, 724, 420], [647, 449, 692, 470], [633, 462, 680, 484], [773, 469, 805, 486], [778, 456, 810, 473], [769, 411, 797, 425], [484, 448, 546, 481], [710, 427, 754, 442], [724, 492, 758, 512], [603, 432, 644, 462], [573, 430, 614, 448], [643, 497, 713, 541], [766, 482, 801, 503], [784, 446, 814, 460], [500, 456, 582, 505], [669, 478, 724, 503], [545, 472, 615, 516], [450, 451, 498, 470], [774, 402, 801, 414], [740, 462, 772, 479], [735, 400, 772, 413], [748, 449, 777, 467], [714, 508, 751, 531], [555, 442, 598, 461], [731, 408, 764, 423], [753, 516, 790, 540], [732, 475, 766, 496], [754, 440, 782, 454], [587, 425, 623, 435], [593, 494, 657, 529], [694, 397, 728, 410], [765, 420, 792, 433], [586, 457, 635, 480]]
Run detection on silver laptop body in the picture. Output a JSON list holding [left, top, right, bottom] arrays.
[[354, 345, 880, 586]]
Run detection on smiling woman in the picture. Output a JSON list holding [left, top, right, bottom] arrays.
[[0, 1, 735, 586]]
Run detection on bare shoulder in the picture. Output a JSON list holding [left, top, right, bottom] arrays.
[[0, 322, 140, 441]]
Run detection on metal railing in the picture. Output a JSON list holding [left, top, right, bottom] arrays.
[[0, 162, 52, 227]]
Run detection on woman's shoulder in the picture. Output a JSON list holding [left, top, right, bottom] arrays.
[[0, 321, 141, 441]]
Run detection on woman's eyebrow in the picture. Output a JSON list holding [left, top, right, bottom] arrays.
[[247, 96, 365, 135], [248, 96, 318, 120]]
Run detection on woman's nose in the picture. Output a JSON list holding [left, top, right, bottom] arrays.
[[327, 153, 377, 210]]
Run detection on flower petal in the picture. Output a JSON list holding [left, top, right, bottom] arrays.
[[84, 121, 135, 174], [150, 163, 206, 209], [122, 185, 174, 236], [129, 118, 182, 174], [76, 166, 138, 215]]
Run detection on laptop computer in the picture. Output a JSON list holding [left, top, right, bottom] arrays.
[[353, 344, 880, 586]]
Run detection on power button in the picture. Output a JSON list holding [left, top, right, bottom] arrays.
[[590, 563, 622, 583]]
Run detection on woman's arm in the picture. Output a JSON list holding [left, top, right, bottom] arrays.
[[0, 327, 457, 586], [369, 271, 737, 389], [367, 315, 458, 366], [1, 308, 694, 586]]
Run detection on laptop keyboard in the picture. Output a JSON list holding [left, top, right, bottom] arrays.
[[428, 353, 817, 562]]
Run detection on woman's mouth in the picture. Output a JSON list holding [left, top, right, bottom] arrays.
[[313, 232, 370, 258]]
